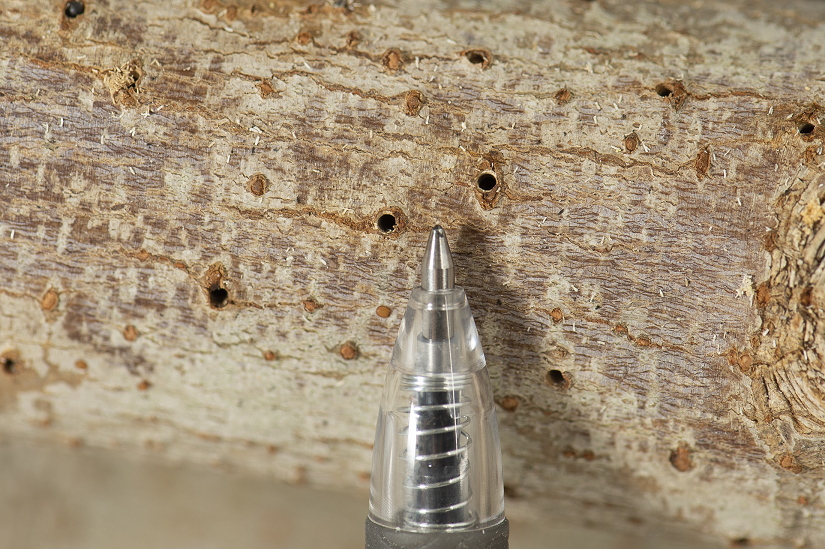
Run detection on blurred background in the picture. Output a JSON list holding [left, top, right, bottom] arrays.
[[0, 436, 723, 549]]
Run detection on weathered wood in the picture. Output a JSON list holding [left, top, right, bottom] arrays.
[[1, 0, 824, 545]]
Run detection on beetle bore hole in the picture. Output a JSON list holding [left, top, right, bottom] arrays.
[[209, 287, 229, 308], [1, 358, 15, 375], [655, 83, 674, 97], [377, 213, 397, 233], [547, 369, 566, 387], [798, 123, 815, 135], [477, 172, 498, 191], [466, 52, 485, 64], [64, 0, 85, 18]]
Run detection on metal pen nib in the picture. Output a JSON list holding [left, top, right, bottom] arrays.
[[420, 225, 455, 291]]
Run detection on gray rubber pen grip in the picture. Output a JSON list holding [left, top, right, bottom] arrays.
[[365, 518, 509, 549]]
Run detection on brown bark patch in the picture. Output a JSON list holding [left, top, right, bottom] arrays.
[[737, 352, 752, 374], [462, 48, 492, 69], [123, 325, 138, 342], [339, 341, 358, 360], [755, 282, 770, 307], [404, 90, 425, 116], [780, 454, 803, 474], [247, 173, 270, 196], [554, 88, 571, 104], [258, 80, 278, 98], [800, 286, 813, 308], [74, 360, 88, 370], [382, 49, 403, 71], [103, 60, 143, 108], [669, 443, 693, 472], [302, 298, 322, 313], [137, 379, 152, 391], [376, 306, 391, 318], [763, 231, 777, 252], [543, 345, 569, 361], [263, 350, 278, 361], [499, 396, 519, 412], [624, 132, 639, 153], [40, 288, 59, 311], [613, 323, 628, 335], [695, 148, 710, 180], [551, 308, 564, 323], [199, 0, 221, 14], [345, 30, 361, 48], [296, 31, 313, 45]]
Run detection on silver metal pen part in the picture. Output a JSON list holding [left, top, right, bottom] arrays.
[[420, 225, 455, 291]]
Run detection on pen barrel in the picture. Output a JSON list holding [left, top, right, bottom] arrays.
[[365, 517, 509, 549]]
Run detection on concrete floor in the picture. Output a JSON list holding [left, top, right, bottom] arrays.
[[0, 436, 724, 549]]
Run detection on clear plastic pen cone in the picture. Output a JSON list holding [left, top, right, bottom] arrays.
[[368, 229, 505, 533]]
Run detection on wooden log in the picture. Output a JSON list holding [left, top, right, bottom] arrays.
[[1, 0, 824, 545]]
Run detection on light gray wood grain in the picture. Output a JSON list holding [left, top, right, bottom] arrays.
[[1, 0, 824, 545]]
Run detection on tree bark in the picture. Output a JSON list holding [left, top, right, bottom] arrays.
[[1, 0, 824, 545]]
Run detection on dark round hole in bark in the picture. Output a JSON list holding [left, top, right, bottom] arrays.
[[64, 0, 85, 18], [466, 52, 485, 64], [547, 369, 566, 386], [477, 172, 498, 191], [655, 83, 673, 97], [1, 358, 15, 375], [377, 213, 397, 233], [209, 287, 229, 308], [798, 122, 815, 135]]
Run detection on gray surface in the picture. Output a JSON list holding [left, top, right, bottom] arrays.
[[365, 518, 509, 549], [0, 436, 725, 549]]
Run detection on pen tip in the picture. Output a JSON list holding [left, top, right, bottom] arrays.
[[421, 225, 455, 290]]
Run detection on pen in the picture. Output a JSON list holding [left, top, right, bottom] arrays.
[[365, 225, 508, 549]]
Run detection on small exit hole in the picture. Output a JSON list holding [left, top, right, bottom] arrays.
[[547, 369, 566, 386], [477, 172, 498, 191], [798, 123, 815, 135], [209, 287, 229, 308], [1, 358, 15, 375], [466, 52, 485, 64], [377, 213, 397, 233], [655, 83, 673, 97], [64, 0, 85, 18]]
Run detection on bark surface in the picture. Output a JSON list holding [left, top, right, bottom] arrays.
[[1, 0, 825, 546]]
